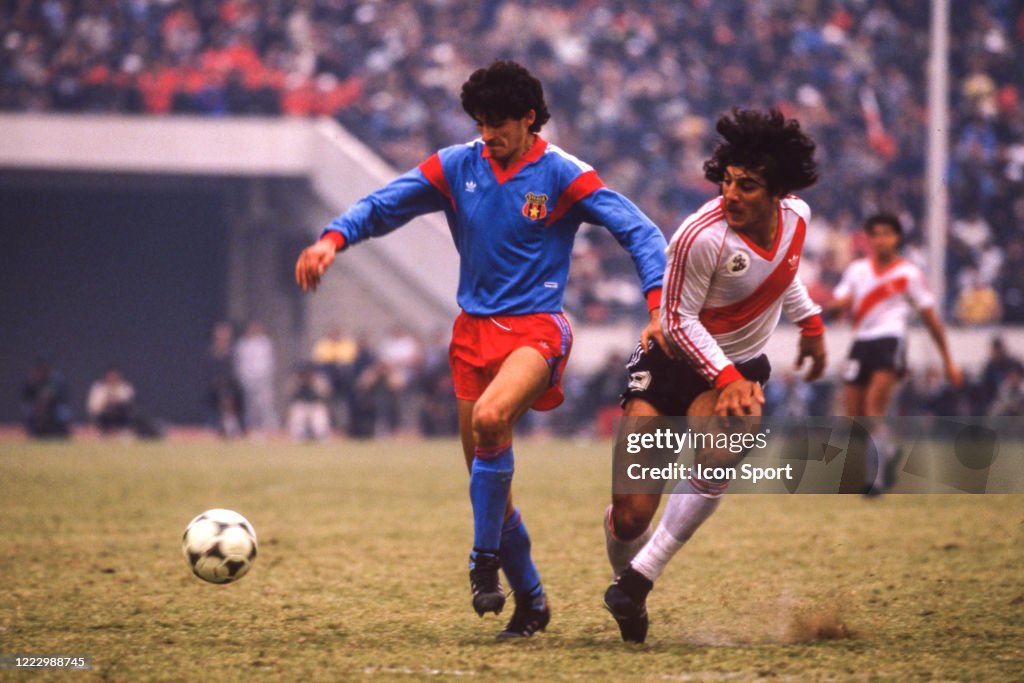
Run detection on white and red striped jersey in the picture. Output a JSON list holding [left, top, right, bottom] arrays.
[[832, 257, 934, 341], [662, 196, 822, 384]]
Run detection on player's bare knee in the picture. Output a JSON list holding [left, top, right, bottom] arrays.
[[471, 403, 511, 447]]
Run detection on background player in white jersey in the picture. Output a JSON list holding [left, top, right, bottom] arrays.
[[828, 213, 962, 493], [602, 108, 827, 643]]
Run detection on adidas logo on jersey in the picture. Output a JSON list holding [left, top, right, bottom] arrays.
[[465, 180, 477, 193], [787, 254, 800, 271]]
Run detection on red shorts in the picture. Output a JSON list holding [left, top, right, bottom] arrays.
[[449, 311, 574, 411]]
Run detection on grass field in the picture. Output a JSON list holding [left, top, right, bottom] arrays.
[[1, 437, 1022, 681]]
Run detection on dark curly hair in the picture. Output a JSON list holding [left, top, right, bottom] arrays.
[[703, 108, 818, 197], [460, 60, 551, 133], [864, 212, 904, 246]]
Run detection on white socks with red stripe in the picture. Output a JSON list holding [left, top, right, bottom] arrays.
[[630, 477, 724, 582], [603, 505, 653, 578]]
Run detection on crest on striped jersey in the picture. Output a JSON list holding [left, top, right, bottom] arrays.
[[724, 251, 751, 276], [522, 192, 549, 221]]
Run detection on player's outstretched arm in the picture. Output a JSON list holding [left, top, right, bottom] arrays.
[[823, 294, 853, 321], [578, 190, 667, 296], [781, 276, 827, 382], [640, 306, 673, 357], [795, 333, 826, 382], [295, 238, 338, 293], [584, 191, 671, 358], [919, 307, 963, 387]]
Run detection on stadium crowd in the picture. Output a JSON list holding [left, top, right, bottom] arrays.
[[6, 1, 1024, 436], [2, 0, 1023, 322]]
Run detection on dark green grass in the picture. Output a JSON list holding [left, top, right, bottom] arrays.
[[1, 438, 1022, 681]]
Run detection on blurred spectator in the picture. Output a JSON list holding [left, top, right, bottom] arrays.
[[903, 366, 968, 417], [418, 369, 457, 436], [233, 320, 278, 435], [21, 358, 71, 438], [312, 323, 360, 432], [86, 366, 161, 437], [343, 332, 379, 437], [350, 353, 392, 439], [953, 269, 1002, 325], [805, 379, 837, 416], [763, 372, 811, 417], [286, 363, 332, 441], [417, 330, 457, 436], [987, 365, 1024, 416], [950, 207, 993, 256], [377, 325, 423, 434], [976, 337, 1024, 412], [204, 320, 244, 438], [571, 351, 628, 438], [997, 239, 1024, 323], [87, 366, 135, 434]]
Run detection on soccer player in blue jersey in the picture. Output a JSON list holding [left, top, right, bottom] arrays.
[[296, 60, 669, 639]]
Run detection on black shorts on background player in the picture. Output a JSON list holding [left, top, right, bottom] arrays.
[[842, 336, 905, 386], [621, 343, 772, 415]]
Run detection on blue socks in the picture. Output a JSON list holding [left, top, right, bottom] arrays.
[[500, 507, 545, 606], [469, 445, 545, 606], [469, 444, 514, 558]]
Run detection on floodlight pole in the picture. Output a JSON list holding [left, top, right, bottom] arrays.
[[926, 0, 950, 309]]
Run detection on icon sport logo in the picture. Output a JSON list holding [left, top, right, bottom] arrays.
[[522, 192, 549, 221]]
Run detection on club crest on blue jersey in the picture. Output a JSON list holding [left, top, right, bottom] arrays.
[[522, 192, 549, 221]]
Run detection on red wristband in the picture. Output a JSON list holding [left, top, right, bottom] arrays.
[[714, 364, 743, 389], [798, 313, 825, 337], [645, 287, 662, 312], [320, 232, 346, 251]]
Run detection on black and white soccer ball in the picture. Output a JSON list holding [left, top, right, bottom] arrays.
[[181, 509, 258, 584]]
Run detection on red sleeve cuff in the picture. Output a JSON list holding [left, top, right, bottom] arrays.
[[320, 232, 346, 251], [645, 287, 662, 312], [798, 313, 825, 337], [714, 364, 743, 389]]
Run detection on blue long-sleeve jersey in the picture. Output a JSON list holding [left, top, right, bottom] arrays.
[[322, 137, 667, 316]]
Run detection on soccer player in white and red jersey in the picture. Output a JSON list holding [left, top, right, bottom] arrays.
[[829, 213, 962, 493], [602, 109, 827, 643]]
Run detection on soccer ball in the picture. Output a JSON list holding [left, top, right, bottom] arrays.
[[181, 509, 258, 584]]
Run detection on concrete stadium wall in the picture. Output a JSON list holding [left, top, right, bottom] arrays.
[[0, 113, 460, 346], [0, 113, 311, 175], [0, 113, 461, 422]]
